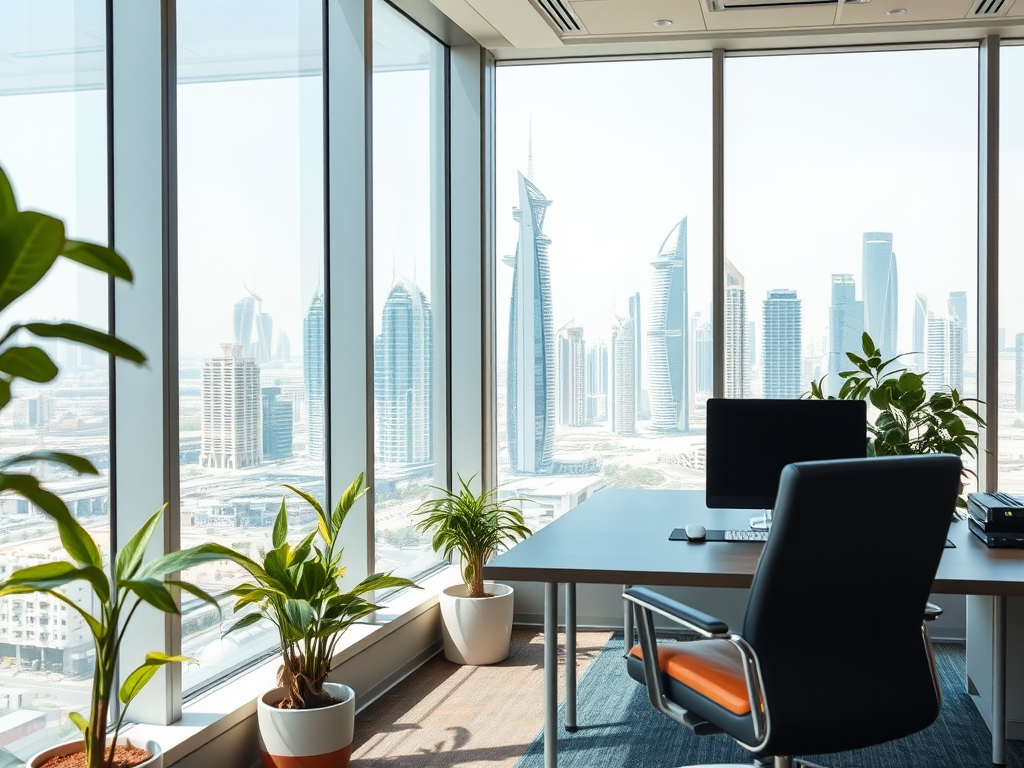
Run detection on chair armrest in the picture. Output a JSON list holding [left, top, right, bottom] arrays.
[[623, 586, 730, 637], [924, 602, 943, 621]]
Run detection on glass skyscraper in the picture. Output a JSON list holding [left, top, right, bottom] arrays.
[[648, 218, 689, 432], [303, 289, 325, 462], [375, 279, 433, 465], [762, 289, 802, 399], [828, 274, 863, 397], [914, 294, 928, 373], [862, 232, 898, 356], [504, 171, 555, 475], [611, 315, 636, 435], [557, 325, 585, 428], [725, 258, 748, 398]]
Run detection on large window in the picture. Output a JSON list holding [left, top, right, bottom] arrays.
[[371, 0, 448, 580], [495, 59, 713, 530], [0, 0, 108, 757], [725, 49, 979, 483], [999, 44, 1024, 494], [176, 0, 325, 693]]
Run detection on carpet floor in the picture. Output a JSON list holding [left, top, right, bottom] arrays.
[[515, 634, 1024, 768], [350, 628, 612, 767]]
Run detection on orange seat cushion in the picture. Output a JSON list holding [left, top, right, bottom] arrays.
[[629, 640, 751, 716]]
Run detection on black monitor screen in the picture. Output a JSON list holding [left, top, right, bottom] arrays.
[[705, 398, 867, 509]]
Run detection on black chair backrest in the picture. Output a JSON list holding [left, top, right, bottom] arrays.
[[742, 455, 961, 756]]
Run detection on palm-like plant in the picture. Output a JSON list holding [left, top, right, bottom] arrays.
[[413, 475, 531, 599], [212, 474, 417, 710]]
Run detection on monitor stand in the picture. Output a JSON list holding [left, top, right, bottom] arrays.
[[749, 509, 773, 531]]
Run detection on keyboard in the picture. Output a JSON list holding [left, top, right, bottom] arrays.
[[724, 529, 769, 542]]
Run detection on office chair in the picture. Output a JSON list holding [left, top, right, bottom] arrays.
[[624, 454, 962, 768]]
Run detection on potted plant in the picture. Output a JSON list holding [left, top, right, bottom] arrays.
[[209, 474, 416, 768], [807, 331, 985, 509], [413, 474, 532, 665], [0, 163, 224, 768]]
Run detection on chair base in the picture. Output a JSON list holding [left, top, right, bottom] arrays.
[[672, 760, 827, 768]]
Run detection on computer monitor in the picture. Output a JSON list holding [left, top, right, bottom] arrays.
[[705, 398, 868, 520]]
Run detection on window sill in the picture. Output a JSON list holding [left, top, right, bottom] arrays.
[[126, 566, 461, 766]]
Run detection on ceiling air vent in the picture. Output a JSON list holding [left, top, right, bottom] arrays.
[[968, 0, 1015, 16], [530, 0, 589, 36], [708, 0, 869, 10]]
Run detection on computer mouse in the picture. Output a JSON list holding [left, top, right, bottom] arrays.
[[685, 523, 707, 542]]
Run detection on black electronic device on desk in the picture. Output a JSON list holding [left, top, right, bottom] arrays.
[[967, 491, 1024, 548]]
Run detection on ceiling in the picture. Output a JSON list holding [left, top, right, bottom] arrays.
[[427, 0, 1024, 59]]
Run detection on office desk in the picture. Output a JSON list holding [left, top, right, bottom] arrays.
[[483, 488, 1024, 768]]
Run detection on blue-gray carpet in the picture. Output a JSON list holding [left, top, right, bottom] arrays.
[[515, 634, 1024, 768]]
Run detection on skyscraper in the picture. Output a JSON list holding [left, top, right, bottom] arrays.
[[557, 325, 585, 428], [648, 218, 689, 433], [762, 289, 802, 399], [862, 232, 898, 356], [628, 292, 645, 420], [262, 386, 293, 461], [1017, 333, 1024, 412], [200, 343, 261, 470], [725, 258, 749, 398], [949, 290, 968, 357], [925, 312, 963, 395], [375, 279, 433, 465], [504, 171, 555, 475], [828, 274, 863, 397], [611, 316, 636, 435], [256, 311, 273, 364], [304, 289, 325, 462], [585, 339, 608, 424], [695, 320, 713, 394], [233, 296, 255, 357], [913, 294, 928, 373]]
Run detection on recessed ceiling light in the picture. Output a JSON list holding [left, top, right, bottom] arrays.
[[887, 8, 907, 15], [653, 19, 673, 28]]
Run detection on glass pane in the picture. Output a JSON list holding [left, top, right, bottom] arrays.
[[495, 59, 713, 531], [176, 0, 324, 694], [372, 0, 447, 580], [1000, 44, 1024, 495], [725, 49, 978, 476], [0, 0, 108, 758]]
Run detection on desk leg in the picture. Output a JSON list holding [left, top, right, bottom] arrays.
[[623, 584, 634, 651], [565, 583, 577, 731], [545, 582, 559, 768], [993, 595, 1006, 767]]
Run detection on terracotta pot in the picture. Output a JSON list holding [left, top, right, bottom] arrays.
[[258, 681, 354, 768], [439, 581, 515, 665], [28, 736, 162, 768]]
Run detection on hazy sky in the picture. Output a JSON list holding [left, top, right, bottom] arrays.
[[495, 48, 1009, 387]]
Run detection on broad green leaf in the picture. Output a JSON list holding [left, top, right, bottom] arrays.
[[61, 239, 133, 281], [143, 542, 267, 583], [20, 321, 146, 364], [0, 165, 17, 216], [222, 611, 264, 637], [123, 577, 179, 614], [0, 585, 103, 638], [0, 211, 64, 313], [119, 653, 195, 705], [165, 580, 221, 615], [285, 484, 330, 543], [272, 499, 287, 549], [0, 561, 109, 604], [0, 474, 101, 567], [0, 346, 57, 383], [67, 711, 88, 736], [0, 378, 10, 410], [283, 598, 313, 631], [116, 507, 164, 581], [0, 451, 97, 475]]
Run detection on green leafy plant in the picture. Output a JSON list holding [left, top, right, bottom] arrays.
[[413, 474, 531, 599], [0, 162, 227, 768], [807, 331, 984, 506], [212, 474, 417, 710]]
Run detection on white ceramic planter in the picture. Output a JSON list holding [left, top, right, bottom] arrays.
[[258, 681, 354, 768], [439, 581, 515, 665], [29, 736, 162, 768]]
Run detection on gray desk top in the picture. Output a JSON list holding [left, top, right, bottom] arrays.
[[482, 488, 1024, 596]]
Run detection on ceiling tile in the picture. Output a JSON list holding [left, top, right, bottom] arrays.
[[572, 0, 707, 35], [702, 4, 838, 31], [838, 0, 975, 25]]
